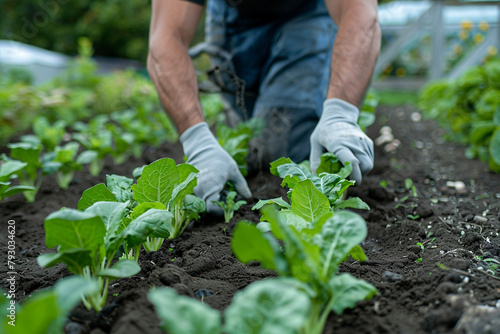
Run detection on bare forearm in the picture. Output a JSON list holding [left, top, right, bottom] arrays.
[[327, 8, 381, 107], [148, 35, 204, 135]]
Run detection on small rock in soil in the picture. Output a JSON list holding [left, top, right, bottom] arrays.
[[473, 216, 488, 224], [447, 258, 470, 271], [195, 288, 214, 299], [64, 321, 86, 334], [455, 306, 500, 334], [415, 204, 434, 218], [382, 271, 403, 282], [445, 273, 464, 284]]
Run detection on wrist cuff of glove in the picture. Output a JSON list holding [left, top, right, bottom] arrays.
[[180, 122, 218, 157], [322, 98, 360, 124]]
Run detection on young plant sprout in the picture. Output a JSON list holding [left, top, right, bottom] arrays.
[[213, 191, 247, 223]]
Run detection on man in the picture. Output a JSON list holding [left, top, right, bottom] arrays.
[[148, 0, 380, 214]]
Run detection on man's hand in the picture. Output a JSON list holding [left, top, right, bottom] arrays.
[[180, 122, 252, 214], [310, 98, 374, 184]]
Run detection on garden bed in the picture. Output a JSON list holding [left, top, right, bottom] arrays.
[[1, 104, 499, 334]]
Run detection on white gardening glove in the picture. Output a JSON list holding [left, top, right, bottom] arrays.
[[180, 122, 252, 214], [310, 98, 374, 184]]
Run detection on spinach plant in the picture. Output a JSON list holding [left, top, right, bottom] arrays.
[[37, 200, 173, 312], [131, 158, 206, 251], [1, 276, 98, 334], [44, 142, 84, 190], [0, 159, 36, 201], [231, 206, 377, 334], [72, 115, 113, 176], [6, 142, 59, 202], [419, 58, 500, 172], [216, 118, 264, 176], [212, 191, 247, 223], [262, 153, 369, 212], [148, 277, 311, 334], [21, 116, 67, 152]]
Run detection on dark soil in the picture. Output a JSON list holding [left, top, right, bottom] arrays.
[[1, 104, 500, 334]]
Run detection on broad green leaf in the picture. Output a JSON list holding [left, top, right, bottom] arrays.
[[85, 201, 130, 251], [252, 197, 291, 211], [76, 150, 98, 164], [494, 106, 500, 125], [42, 160, 62, 175], [8, 142, 41, 168], [291, 179, 330, 222], [122, 208, 174, 246], [1, 185, 36, 199], [7, 291, 58, 334], [98, 259, 141, 279], [261, 207, 320, 282], [130, 202, 166, 220], [148, 287, 222, 334], [53, 276, 99, 312], [231, 222, 279, 270], [182, 194, 206, 219], [44, 209, 106, 252], [277, 163, 313, 181], [132, 165, 145, 178], [78, 183, 117, 211], [279, 210, 310, 231], [8, 142, 42, 180], [270, 157, 292, 176], [316, 153, 341, 175], [334, 197, 370, 211], [168, 172, 198, 210], [224, 278, 311, 334], [312, 211, 367, 277], [281, 174, 301, 189], [7, 276, 98, 334], [314, 173, 354, 202], [328, 273, 377, 315], [177, 163, 199, 183], [358, 111, 376, 131], [37, 249, 92, 274], [490, 127, 500, 165], [0, 160, 27, 181], [348, 245, 368, 262], [106, 174, 134, 202], [336, 161, 353, 180], [132, 158, 179, 206], [470, 121, 496, 145]]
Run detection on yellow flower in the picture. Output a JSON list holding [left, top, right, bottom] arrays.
[[383, 64, 393, 74], [453, 44, 463, 54], [488, 46, 498, 56], [473, 33, 484, 44], [460, 20, 474, 30], [396, 67, 406, 77], [459, 30, 469, 40], [479, 21, 489, 31]]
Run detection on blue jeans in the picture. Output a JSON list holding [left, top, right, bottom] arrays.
[[205, 0, 337, 167]]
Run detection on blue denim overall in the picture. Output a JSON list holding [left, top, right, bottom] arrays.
[[204, 0, 337, 168]]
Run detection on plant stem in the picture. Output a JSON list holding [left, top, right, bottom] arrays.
[[56, 171, 74, 190], [90, 158, 105, 177]]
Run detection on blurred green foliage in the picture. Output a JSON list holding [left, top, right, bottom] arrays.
[[419, 57, 500, 172], [1, 0, 205, 61], [0, 38, 176, 144]]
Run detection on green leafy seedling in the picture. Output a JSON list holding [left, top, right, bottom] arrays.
[[0, 160, 36, 201], [213, 191, 247, 223]]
